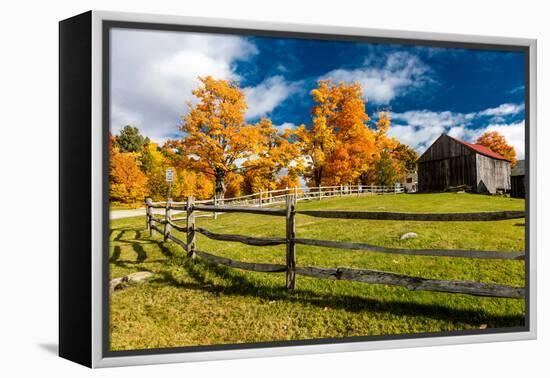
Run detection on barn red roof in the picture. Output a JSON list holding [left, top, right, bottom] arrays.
[[447, 135, 511, 162]]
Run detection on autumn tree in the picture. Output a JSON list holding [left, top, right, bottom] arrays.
[[181, 76, 261, 199], [140, 140, 216, 201], [393, 143, 418, 173], [109, 148, 148, 204], [291, 81, 337, 187], [242, 118, 302, 193], [224, 172, 244, 198], [324, 84, 378, 185], [373, 112, 397, 149], [276, 172, 301, 191], [138, 142, 169, 200], [372, 150, 398, 186], [390, 141, 419, 182], [115, 125, 149, 153], [476, 131, 517, 167], [359, 112, 406, 184], [291, 80, 376, 186]]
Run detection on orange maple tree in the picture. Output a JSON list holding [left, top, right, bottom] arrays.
[[292, 80, 380, 186], [242, 118, 302, 193], [109, 148, 148, 204], [476, 131, 517, 167], [180, 76, 261, 199], [109, 78, 423, 204]]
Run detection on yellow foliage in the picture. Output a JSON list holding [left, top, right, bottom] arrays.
[[110, 150, 148, 204], [292, 80, 376, 186], [225, 172, 244, 198], [242, 118, 302, 194]]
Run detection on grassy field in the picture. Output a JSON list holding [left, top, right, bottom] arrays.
[[109, 193, 525, 351]]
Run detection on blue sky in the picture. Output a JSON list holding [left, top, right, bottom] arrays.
[[111, 28, 526, 157]]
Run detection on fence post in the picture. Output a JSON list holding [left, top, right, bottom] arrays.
[[213, 195, 217, 220], [259, 190, 263, 208], [145, 198, 152, 233], [186, 196, 196, 259], [318, 185, 322, 200], [163, 198, 172, 241], [285, 194, 296, 290], [294, 186, 298, 201], [340, 184, 343, 197]]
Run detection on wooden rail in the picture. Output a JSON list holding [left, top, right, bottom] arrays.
[[145, 195, 526, 299], [294, 238, 525, 260], [296, 210, 525, 222], [193, 204, 286, 216], [195, 227, 286, 246]]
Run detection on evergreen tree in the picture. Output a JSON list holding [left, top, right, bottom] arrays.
[[115, 125, 148, 153]]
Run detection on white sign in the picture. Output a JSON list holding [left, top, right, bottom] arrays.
[[165, 168, 174, 183]]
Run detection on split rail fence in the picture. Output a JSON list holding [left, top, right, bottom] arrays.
[[145, 195, 525, 299]]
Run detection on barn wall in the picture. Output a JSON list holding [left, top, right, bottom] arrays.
[[418, 154, 477, 192], [418, 135, 477, 192], [475, 154, 511, 193], [418, 134, 473, 162]]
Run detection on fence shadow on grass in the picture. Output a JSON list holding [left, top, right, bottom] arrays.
[[109, 227, 174, 268], [168, 256, 524, 329], [108, 224, 524, 329]]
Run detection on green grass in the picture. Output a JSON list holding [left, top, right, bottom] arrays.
[[109, 193, 526, 351]]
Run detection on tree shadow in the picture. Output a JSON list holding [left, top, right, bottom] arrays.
[[164, 257, 525, 328]]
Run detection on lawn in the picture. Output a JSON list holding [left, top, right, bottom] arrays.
[[109, 192, 526, 351]]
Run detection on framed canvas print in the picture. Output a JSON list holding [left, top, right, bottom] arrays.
[[59, 10, 537, 368]]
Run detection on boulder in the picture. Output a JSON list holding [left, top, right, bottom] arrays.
[[110, 271, 154, 292], [400, 232, 418, 240]]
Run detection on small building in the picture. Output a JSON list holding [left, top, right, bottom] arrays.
[[511, 159, 525, 198], [401, 171, 418, 193], [417, 134, 511, 194]]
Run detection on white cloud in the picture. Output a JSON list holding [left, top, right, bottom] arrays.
[[389, 110, 472, 152], [477, 103, 524, 117], [111, 104, 144, 135], [244, 76, 300, 119], [111, 29, 258, 143], [483, 121, 525, 159], [389, 106, 525, 158], [273, 122, 297, 134], [507, 85, 525, 94], [322, 51, 431, 104]]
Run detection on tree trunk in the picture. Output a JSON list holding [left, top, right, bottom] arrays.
[[215, 169, 227, 202], [313, 167, 323, 187]]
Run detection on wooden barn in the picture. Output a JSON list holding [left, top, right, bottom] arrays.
[[511, 159, 525, 198], [418, 134, 511, 194]]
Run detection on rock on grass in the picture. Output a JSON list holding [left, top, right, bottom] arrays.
[[400, 232, 418, 240]]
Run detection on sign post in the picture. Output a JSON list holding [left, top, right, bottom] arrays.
[[165, 168, 174, 200]]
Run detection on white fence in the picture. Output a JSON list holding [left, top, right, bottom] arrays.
[[151, 184, 404, 212]]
